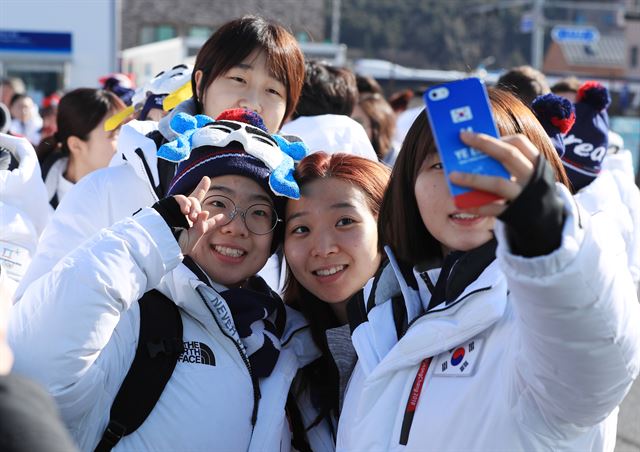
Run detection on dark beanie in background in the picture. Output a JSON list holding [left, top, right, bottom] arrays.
[[561, 81, 611, 191], [531, 93, 575, 159]]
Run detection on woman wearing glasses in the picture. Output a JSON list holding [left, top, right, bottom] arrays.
[[9, 111, 318, 451]]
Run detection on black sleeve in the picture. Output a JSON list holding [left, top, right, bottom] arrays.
[[151, 197, 190, 242], [497, 157, 566, 257]]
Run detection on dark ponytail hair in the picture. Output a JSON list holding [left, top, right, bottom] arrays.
[[36, 88, 124, 163]]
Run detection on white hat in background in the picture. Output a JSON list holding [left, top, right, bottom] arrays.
[[280, 114, 378, 162]]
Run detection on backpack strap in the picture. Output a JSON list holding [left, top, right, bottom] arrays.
[[94, 289, 183, 452]]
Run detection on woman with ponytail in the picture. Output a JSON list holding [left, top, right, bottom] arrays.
[[36, 88, 125, 208]]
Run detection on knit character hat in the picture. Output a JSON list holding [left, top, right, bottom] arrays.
[[562, 81, 611, 191], [104, 64, 193, 131], [159, 108, 308, 221], [531, 93, 575, 158]]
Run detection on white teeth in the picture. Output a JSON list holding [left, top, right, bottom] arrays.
[[314, 265, 345, 276], [451, 213, 479, 220], [214, 245, 245, 257]]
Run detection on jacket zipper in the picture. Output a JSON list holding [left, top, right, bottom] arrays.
[[196, 289, 261, 428], [134, 148, 161, 201]]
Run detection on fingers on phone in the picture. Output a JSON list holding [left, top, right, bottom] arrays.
[[460, 132, 535, 182], [450, 171, 521, 201], [501, 134, 540, 163]]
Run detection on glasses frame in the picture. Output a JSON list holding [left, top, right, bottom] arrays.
[[204, 194, 281, 235]]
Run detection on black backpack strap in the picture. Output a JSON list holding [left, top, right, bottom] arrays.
[[94, 289, 183, 452]]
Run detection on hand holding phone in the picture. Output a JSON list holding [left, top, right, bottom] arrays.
[[424, 78, 510, 209]]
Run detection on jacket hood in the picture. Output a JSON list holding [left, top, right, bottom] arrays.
[[280, 114, 378, 161]]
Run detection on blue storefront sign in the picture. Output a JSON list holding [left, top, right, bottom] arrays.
[[0, 30, 72, 54]]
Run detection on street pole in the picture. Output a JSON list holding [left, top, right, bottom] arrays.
[[532, 0, 544, 69], [331, 0, 341, 44]]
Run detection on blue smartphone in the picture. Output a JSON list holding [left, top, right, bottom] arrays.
[[423, 77, 510, 209]]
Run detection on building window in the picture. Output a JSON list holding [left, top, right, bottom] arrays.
[[188, 26, 212, 39], [139, 25, 176, 45], [632, 46, 639, 68]]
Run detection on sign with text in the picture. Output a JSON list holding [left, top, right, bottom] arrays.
[[0, 30, 72, 54], [551, 25, 600, 44]]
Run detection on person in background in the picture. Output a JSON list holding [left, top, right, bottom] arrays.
[[35, 88, 126, 208], [550, 76, 581, 103], [535, 84, 640, 291], [0, 78, 25, 109], [0, 103, 11, 135], [352, 93, 398, 165], [9, 93, 42, 145], [103, 64, 193, 132], [355, 74, 384, 96], [39, 92, 62, 141], [283, 152, 390, 450], [280, 60, 376, 161], [99, 72, 136, 106], [14, 15, 305, 301], [337, 88, 640, 451], [388, 88, 414, 114], [496, 64, 550, 106]]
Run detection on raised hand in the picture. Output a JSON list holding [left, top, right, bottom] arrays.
[[172, 176, 224, 255], [449, 131, 540, 217]]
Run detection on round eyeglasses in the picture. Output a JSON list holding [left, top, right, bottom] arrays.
[[203, 194, 281, 235]]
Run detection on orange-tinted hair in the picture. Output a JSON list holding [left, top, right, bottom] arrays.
[[283, 151, 390, 429]]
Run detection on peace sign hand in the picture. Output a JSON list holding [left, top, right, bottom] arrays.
[[172, 176, 225, 255]]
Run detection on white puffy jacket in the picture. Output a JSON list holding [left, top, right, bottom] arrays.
[[337, 184, 640, 451], [9, 207, 319, 451], [575, 149, 640, 286], [0, 134, 52, 292], [14, 119, 161, 301], [15, 107, 282, 301]]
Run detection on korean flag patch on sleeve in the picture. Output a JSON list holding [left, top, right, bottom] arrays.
[[434, 337, 484, 377]]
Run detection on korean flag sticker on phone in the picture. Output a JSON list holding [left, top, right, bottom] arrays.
[[450, 106, 473, 124], [434, 337, 484, 377]]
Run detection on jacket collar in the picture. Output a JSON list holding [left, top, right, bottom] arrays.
[[350, 241, 507, 379]]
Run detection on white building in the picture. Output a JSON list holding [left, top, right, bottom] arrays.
[[0, 0, 119, 103]]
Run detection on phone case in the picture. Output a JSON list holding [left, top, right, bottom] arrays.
[[423, 77, 510, 209]]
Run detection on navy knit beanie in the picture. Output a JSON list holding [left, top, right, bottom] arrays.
[[531, 93, 575, 159], [562, 81, 610, 191], [159, 108, 308, 225]]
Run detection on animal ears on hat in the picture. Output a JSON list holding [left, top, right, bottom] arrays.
[[157, 112, 214, 162], [532, 93, 576, 135], [271, 134, 309, 162], [576, 81, 611, 112]]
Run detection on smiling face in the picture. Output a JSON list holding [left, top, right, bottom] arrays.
[[195, 50, 287, 133], [414, 152, 495, 255], [189, 174, 274, 287], [284, 178, 381, 318]]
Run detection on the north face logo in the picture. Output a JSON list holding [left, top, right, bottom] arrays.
[[179, 341, 216, 366]]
